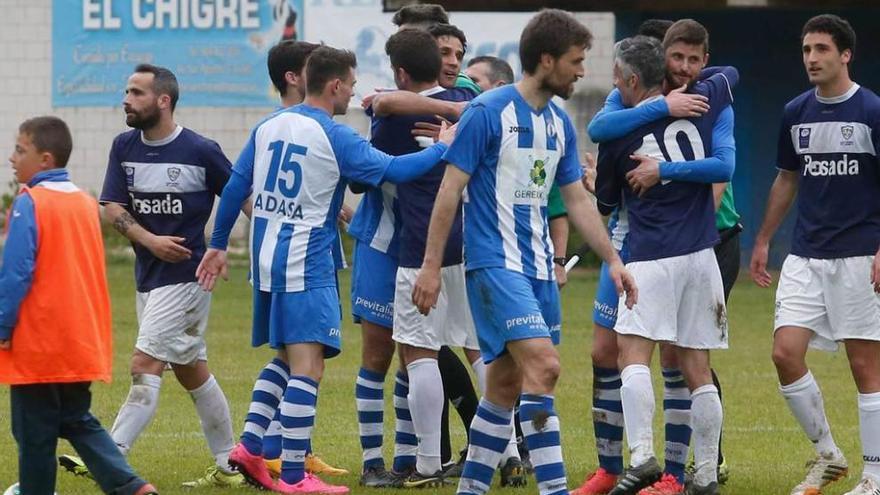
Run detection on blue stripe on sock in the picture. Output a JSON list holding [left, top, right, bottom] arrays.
[[469, 429, 510, 451], [594, 422, 623, 439], [358, 410, 383, 424], [664, 399, 691, 410], [461, 460, 496, 484], [356, 384, 384, 400], [665, 424, 692, 440], [359, 367, 386, 382], [594, 399, 623, 413], [598, 455, 624, 475]]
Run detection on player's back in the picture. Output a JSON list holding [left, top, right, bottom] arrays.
[[245, 104, 387, 292], [596, 79, 731, 262]]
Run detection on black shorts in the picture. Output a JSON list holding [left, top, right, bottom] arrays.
[[714, 225, 742, 303]]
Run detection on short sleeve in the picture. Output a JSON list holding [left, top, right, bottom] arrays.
[[442, 103, 492, 175], [594, 142, 622, 215], [99, 136, 130, 206], [330, 125, 392, 186], [231, 129, 257, 183], [554, 113, 584, 186], [201, 139, 233, 196], [776, 110, 799, 171]]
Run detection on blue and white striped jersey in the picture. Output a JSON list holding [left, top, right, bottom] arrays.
[[234, 105, 391, 292], [347, 183, 399, 256], [442, 85, 583, 281]]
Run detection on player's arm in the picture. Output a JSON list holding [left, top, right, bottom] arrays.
[[587, 87, 710, 143], [412, 165, 470, 315], [371, 91, 466, 120], [561, 182, 636, 308], [547, 185, 569, 287], [0, 193, 38, 349], [102, 203, 192, 263], [749, 169, 798, 288]]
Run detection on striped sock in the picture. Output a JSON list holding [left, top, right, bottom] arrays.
[[241, 358, 289, 455], [520, 394, 567, 495], [457, 399, 513, 495], [593, 366, 624, 475], [280, 375, 318, 485], [663, 368, 692, 484], [357, 367, 386, 470], [262, 413, 282, 460], [393, 371, 417, 472]]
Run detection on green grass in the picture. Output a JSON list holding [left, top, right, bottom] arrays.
[[0, 258, 865, 494]]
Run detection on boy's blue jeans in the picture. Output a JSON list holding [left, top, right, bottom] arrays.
[[10, 382, 148, 495]]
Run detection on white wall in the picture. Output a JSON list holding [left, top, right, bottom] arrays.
[[0, 1, 614, 202]]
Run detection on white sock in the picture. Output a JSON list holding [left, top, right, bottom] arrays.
[[190, 374, 236, 471], [779, 371, 842, 458], [691, 384, 722, 487], [471, 357, 487, 395], [111, 373, 162, 455], [620, 364, 655, 467], [859, 391, 880, 482], [407, 357, 443, 475]]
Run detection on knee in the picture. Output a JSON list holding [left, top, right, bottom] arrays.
[[591, 338, 618, 369], [771, 342, 803, 372], [528, 353, 561, 389], [364, 350, 393, 374], [848, 353, 880, 385]]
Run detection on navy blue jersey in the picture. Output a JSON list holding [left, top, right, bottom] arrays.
[[777, 84, 880, 259], [100, 126, 232, 292], [595, 76, 733, 262], [371, 87, 475, 268]]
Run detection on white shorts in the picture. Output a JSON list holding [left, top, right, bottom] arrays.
[[135, 282, 211, 364], [774, 255, 880, 351], [615, 248, 728, 349], [393, 264, 479, 351]]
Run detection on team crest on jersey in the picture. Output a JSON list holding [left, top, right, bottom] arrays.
[[530, 158, 547, 186], [841, 124, 854, 141], [124, 166, 135, 186], [167, 167, 181, 182], [798, 127, 811, 149], [546, 120, 557, 139]]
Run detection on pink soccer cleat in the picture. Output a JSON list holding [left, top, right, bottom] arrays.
[[275, 473, 350, 494], [228, 443, 276, 490]]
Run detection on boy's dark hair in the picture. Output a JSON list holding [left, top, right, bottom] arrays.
[[268, 40, 320, 96], [519, 9, 593, 75], [305, 46, 358, 96], [427, 23, 467, 52], [802, 14, 856, 61], [662, 19, 709, 54], [133, 63, 180, 111], [19, 116, 73, 168], [467, 55, 514, 85], [392, 4, 448, 28], [386, 30, 441, 84], [637, 19, 673, 42]]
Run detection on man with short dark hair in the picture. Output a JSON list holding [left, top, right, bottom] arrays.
[[412, 9, 636, 495], [392, 3, 448, 29], [750, 14, 880, 495], [466, 56, 515, 91], [198, 45, 458, 494], [594, 34, 734, 495], [59, 64, 245, 488]]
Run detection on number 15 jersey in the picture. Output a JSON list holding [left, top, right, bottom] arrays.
[[234, 105, 391, 292], [595, 76, 733, 262]]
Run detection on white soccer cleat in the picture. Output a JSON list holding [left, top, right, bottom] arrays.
[[789, 453, 848, 495], [843, 477, 880, 495]]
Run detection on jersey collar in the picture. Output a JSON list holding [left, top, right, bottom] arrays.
[[141, 125, 183, 147], [815, 82, 860, 105]]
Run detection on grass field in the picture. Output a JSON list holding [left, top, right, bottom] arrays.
[[0, 257, 866, 494]]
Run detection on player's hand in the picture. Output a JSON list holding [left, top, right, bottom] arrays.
[[436, 120, 458, 146], [582, 152, 597, 194], [412, 266, 442, 316], [609, 260, 638, 309], [147, 235, 192, 263], [450, 101, 468, 119], [196, 248, 229, 292], [339, 204, 354, 224], [626, 154, 661, 196], [0, 339, 10, 351], [872, 247, 880, 293], [665, 84, 710, 118], [749, 241, 772, 288], [554, 263, 568, 289], [412, 121, 442, 142]]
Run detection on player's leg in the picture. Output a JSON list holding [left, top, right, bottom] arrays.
[[712, 227, 739, 476], [844, 339, 880, 494], [573, 260, 625, 495], [393, 360, 418, 474], [438, 345, 479, 478], [12, 383, 62, 494], [676, 348, 720, 494], [772, 256, 847, 494], [351, 240, 398, 483], [657, 344, 690, 493]]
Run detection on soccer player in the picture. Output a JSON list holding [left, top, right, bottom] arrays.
[[412, 9, 637, 495], [60, 64, 244, 488], [239, 40, 350, 483], [465, 56, 515, 92], [196, 45, 458, 494], [0, 116, 158, 495], [576, 20, 738, 495], [593, 34, 733, 495], [749, 14, 880, 495]]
